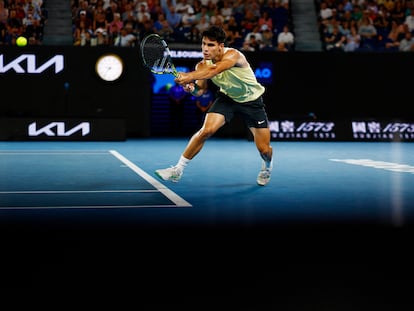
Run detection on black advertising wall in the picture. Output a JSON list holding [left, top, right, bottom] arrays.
[[0, 46, 151, 140], [0, 46, 413, 141], [173, 51, 414, 142]]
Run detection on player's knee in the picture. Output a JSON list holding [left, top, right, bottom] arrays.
[[198, 126, 216, 139]]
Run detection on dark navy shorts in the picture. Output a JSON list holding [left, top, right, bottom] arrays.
[[208, 92, 269, 128]]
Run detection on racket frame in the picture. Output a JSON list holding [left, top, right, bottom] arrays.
[[140, 34, 179, 77]]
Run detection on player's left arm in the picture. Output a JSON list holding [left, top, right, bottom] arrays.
[[176, 49, 240, 85]]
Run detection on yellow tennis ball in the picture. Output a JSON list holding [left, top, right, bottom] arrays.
[[16, 36, 27, 47]]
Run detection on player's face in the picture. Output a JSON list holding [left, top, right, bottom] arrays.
[[201, 37, 223, 61]]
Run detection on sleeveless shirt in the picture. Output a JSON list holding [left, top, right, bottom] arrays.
[[209, 56, 265, 103]]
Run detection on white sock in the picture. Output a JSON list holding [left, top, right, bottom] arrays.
[[175, 155, 190, 173]]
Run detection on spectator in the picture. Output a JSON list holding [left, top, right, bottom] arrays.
[[22, 4, 42, 43], [344, 25, 361, 52], [277, 25, 294, 51], [390, 0, 405, 25], [324, 24, 346, 51], [384, 20, 403, 51], [404, 9, 414, 33], [108, 12, 123, 36], [258, 10, 273, 32], [399, 30, 414, 51], [243, 33, 261, 51], [243, 24, 263, 46], [113, 26, 136, 46], [358, 14, 378, 50], [165, 5, 182, 30], [195, 13, 210, 33], [93, 7, 108, 33], [136, 2, 151, 24], [258, 24, 273, 51], [220, 0, 234, 22], [154, 12, 174, 40]]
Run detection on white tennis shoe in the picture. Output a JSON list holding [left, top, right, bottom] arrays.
[[257, 160, 272, 186], [155, 166, 182, 182]]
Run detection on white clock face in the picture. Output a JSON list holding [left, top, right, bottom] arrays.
[[95, 54, 124, 81]]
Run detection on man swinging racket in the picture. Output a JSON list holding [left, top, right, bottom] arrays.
[[155, 25, 273, 186]]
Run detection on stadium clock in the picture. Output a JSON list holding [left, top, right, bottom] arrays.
[[95, 53, 124, 82]]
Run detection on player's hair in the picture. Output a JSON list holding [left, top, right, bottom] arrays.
[[202, 26, 226, 44]]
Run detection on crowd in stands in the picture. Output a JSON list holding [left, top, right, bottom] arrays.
[[0, 0, 47, 45], [316, 0, 414, 52], [71, 0, 295, 51]]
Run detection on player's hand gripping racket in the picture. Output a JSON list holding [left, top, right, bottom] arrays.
[[140, 34, 180, 78]]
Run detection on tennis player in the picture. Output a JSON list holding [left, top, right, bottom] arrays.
[[155, 25, 273, 186]]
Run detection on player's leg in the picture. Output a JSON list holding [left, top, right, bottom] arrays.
[[155, 113, 225, 182], [250, 126, 273, 186], [240, 96, 273, 186], [155, 92, 233, 182], [182, 112, 225, 159]]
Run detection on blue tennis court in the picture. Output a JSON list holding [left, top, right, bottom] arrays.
[[1, 138, 413, 226]]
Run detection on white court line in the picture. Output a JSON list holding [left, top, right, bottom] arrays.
[[0, 190, 159, 194], [0, 204, 181, 210], [0, 149, 192, 209], [109, 150, 192, 207], [0, 151, 109, 155], [329, 159, 414, 174], [330, 158, 412, 227]]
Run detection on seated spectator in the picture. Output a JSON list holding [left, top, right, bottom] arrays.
[[93, 27, 109, 46], [404, 9, 414, 34], [390, 0, 405, 25], [240, 9, 258, 37], [399, 30, 414, 51], [258, 10, 273, 32], [324, 24, 346, 51], [243, 24, 263, 46], [240, 35, 258, 52], [220, 0, 234, 23], [276, 41, 289, 52], [343, 25, 360, 52], [113, 26, 137, 47], [241, 35, 258, 51], [195, 14, 210, 34], [108, 12, 123, 35], [154, 13, 174, 40], [318, 1, 333, 32], [277, 25, 294, 51], [358, 14, 378, 50], [383, 20, 404, 51], [223, 18, 243, 49], [93, 8, 108, 33], [260, 24, 275, 51]]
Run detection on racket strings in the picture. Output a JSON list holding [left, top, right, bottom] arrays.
[[141, 35, 174, 74]]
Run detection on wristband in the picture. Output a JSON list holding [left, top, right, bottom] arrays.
[[191, 84, 199, 96]]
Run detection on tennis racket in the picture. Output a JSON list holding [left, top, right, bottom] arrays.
[[140, 33, 179, 77]]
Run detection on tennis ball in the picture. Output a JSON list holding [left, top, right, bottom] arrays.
[[16, 36, 27, 47], [165, 83, 172, 91]]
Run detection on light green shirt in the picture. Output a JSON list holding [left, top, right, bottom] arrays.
[[211, 66, 265, 103]]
